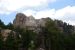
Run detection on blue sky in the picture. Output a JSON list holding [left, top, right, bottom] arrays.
[[0, 0, 75, 25]]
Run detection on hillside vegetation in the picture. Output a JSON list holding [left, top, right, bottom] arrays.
[[0, 13, 75, 50]]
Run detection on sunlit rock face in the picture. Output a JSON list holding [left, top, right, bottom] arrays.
[[25, 15, 37, 28], [1, 29, 17, 41], [13, 13, 27, 28], [13, 13, 38, 30], [13, 13, 47, 31]]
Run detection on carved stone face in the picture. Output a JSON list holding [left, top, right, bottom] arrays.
[[13, 13, 27, 28], [13, 13, 46, 31]]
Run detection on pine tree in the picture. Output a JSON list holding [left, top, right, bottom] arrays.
[[0, 20, 5, 28], [0, 33, 4, 50]]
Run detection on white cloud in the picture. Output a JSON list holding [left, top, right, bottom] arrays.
[[0, 0, 56, 14], [34, 9, 55, 19], [22, 9, 56, 19], [23, 6, 75, 25], [0, 7, 11, 14], [55, 6, 75, 25], [55, 6, 75, 19], [22, 9, 36, 16]]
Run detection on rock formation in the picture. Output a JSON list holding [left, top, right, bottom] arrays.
[[13, 13, 75, 34], [1, 29, 11, 41], [13, 13, 27, 28], [13, 13, 47, 32]]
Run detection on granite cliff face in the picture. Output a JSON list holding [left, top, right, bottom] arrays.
[[13, 13, 47, 31], [13, 13, 27, 28], [13, 13, 75, 34]]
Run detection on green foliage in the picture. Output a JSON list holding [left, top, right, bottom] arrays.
[[0, 33, 4, 50], [13, 27, 36, 50], [42, 18, 62, 50], [5, 31, 17, 50], [40, 18, 75, 50], [0, 20, 5, 28]]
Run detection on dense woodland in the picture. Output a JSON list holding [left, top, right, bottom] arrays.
[[0, 18, 75, 50]]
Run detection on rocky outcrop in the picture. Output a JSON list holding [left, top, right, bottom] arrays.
[[13, 13, 27, 28], [13, 13, 47, 31], [1, 29, 11, 41], [0, 29, 16, 41]]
